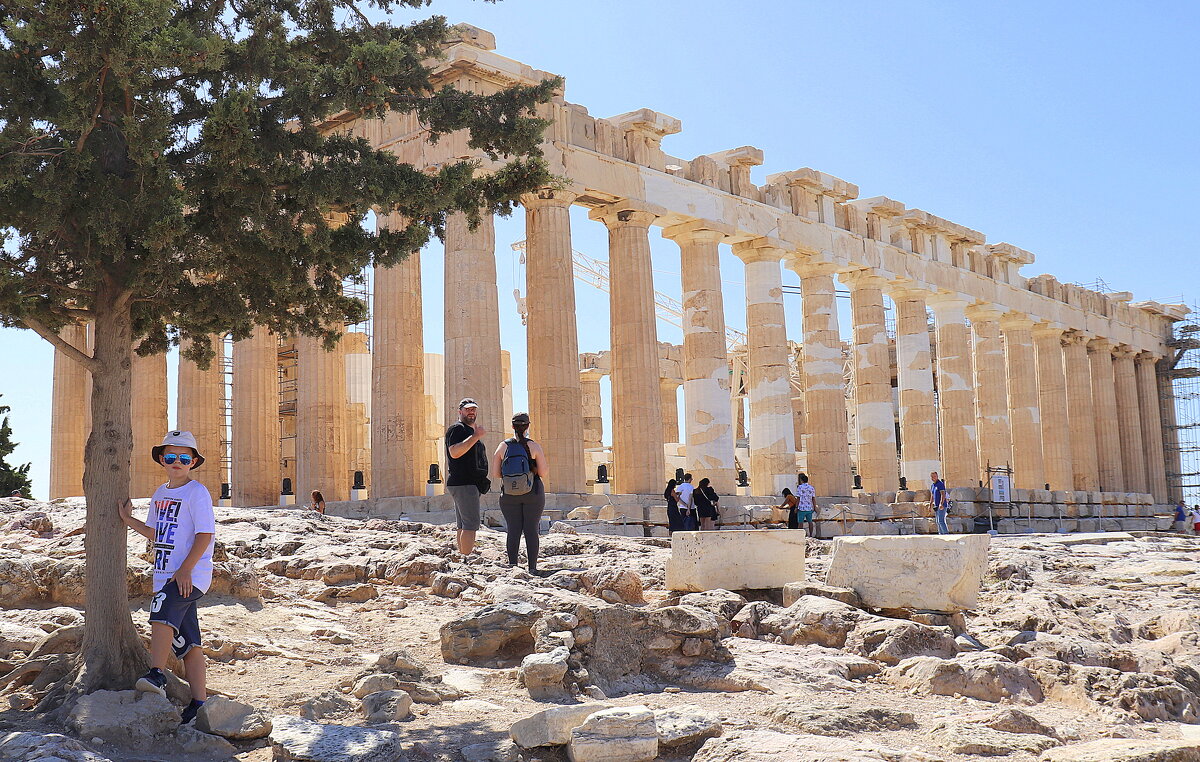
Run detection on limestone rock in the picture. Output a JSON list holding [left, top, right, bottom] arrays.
[[66, 689, 180, 749], [270, 715, 404, 761], [977, 707, 1061, 738], [581, 567, 645, 604], [195, 695, 272, 740], [360, 689, 414, 723], [1041, 739, 1200, 761], [730, 600, 782, 639], [648, 605, 722, 638], [759, 596, 866, 648], [7, 511, 53, 534], [0, 731, 110, 762], [653, 704, 722, 748], [825, 534, 990, 612], [928, 719, 1059, 755], [518, 646, 569, 698], [1022, 657, 1199, 722], [510, 703, 611, 748], [176, 725, 237, 757], [679, 589, 748, 621], [299, 690, 354, 720], [460, 739, 519, 762], [568, 705, 658, 762], [439, 600, 542, 666], [782, 581, 863, 609], [666, 530, 806, 592], [886, 652, 1044, 703], [766, 704, 916, 736], [372, 648, 427, 676], [845, 618, 958, 665], [352, 673, 402, 698], [693, 729, 919, 761]]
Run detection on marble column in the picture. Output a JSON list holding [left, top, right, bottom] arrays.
[[1061, 331, 1099, 491], [522, 190, 585, 492], [130, 350, 168, 498], [792, 260, 852, 496], [443, 211, 504, 439], [1032, 325, 1074, 491], [1087, 338, 1123, 491], [232, 328, 279, 506], [842, 270, 897, 492], [372, 218, 427, 497], [663, 222, 736, 492], [999, 316, 1045, 489], [590, 203, 664, 494], [296, 328, 348, 501], [1136, 353, 1170, 502], [927, 295, 979, 488], [49, 323, 91, 499], [660, 379, 681, 445], [177, 336, 226, 497], [731, 241, 797, 495], [1159, 365, 1184, 503], [966, 306, 1013, 473], [888, 286, 939, 489], [343, 331, 371, 492], [580, 369, 605, 451], [1112, 345, 1147, 494]]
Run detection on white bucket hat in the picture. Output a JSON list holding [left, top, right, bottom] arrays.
[[151, 430, 205, 469]]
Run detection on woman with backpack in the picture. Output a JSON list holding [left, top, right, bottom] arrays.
[[695, 477, 720, 530], [491, 412, 550, 576]]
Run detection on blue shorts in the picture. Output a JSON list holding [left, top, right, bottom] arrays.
[[796, 510, 814, 522], [149, 580, 204, 658]]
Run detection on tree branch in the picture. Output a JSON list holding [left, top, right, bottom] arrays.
[[20, 317, 100, 374], [76, 64, 109, 153]]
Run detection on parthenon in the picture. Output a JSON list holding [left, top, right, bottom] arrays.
[[48, 25, 1189, 516]]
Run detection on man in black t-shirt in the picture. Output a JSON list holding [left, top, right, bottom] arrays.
[[446, 398, 488, 555]]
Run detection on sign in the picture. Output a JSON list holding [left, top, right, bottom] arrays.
[[990, 474, 1012, 504]]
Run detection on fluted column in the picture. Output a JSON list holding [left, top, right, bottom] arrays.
[[49, 323, 91, 499], [1087, 338, 1123, 491], [130, 350, 168, 498], [663, 222, 736, 492], [343, 331, 371, 492], [730, 241, 796, 495], [889, 286, 939, 488], [444, 211, 503, 438], [660, 379, 681, 444], [232, 328, 279, 506], [842, 270, 897, 492], [523, 190, 584, 492], [1061, 331, 1099, 491], [1000, 316, 1045, 489], [966, 306, 1012, 473], [297, 328, 348, 501], [590, 203, 664, 494], [1159, 366, 1184, 502], [792, 259, 852, 496], [1136, 352, 1169, 502], [1032, 325, 1074, 490], [1112, 345, 1146, 494], [928, 294, 979, 488], [177, 336, 226, 497]]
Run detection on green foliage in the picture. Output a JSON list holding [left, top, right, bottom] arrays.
[[0, 0, 559, 363], [0, 395, 32, 497]]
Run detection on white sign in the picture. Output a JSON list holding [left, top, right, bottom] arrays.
[[991, 474, 1012, 503]]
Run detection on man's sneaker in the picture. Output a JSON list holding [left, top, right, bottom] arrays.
[[135, 669, 167, 697], [181, 699, 204, 725]]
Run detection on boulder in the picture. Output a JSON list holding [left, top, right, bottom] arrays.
[[844, 618, 958, 665], [518, 646, 569, 698], [176, 725, 237, 757], [371, 648, 427, 676], [0, 731, 109, 762], [194, 695, 272, 740], [510, 703, 612, 748], [730, 601, 782, 639], [826, 533, 989, 612], [928, 720, 1059, 756], [568, 706, 658, 762], [7, 511, 53, 534], [758, 596, 865, 648], [679, 589, 748, 621], [885, 652, 1044, 703], [360, 690, 413, 723], [665, 530, 806, 592], [648, 605, 722, 638], [653, 704, 722, 749], [66, 690, 180, 749], [1041, 739, 1200, 761], [352, 673, 401, 698], [976, 707, 1061, 738], [439, 600, 542, 666], [580, 567, 645, 604], [270, 715, 404, 761], [299, 690, 354, 721], [1022, 657, 1199, 722], [782, 582, 863, 609], [766, 704, 916, 736], [461, 739, 519, 762]]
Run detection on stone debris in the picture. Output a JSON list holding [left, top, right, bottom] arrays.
[[766, 703, 917, 736], [885, 652, 1045, 703], [1040, 738, 1200, 761], [510, 703, 611, 748], [517, 645, 569, 698], [194, 694, 273, 740], [567, 705, 658, 762], [652, 704, 723, 748], [439, 600, 542, 666], [269, 715, 405, 761], [0, 731, 111, 762], [927, 718, 1060, 756], [782, 581, 864, 609], [666, 529, 806, 592], [360, 689, 414, 723]]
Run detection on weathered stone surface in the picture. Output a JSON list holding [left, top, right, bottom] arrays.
[[758, 596, 865, 648], [510, 703, 611, 748], [352, 673, 402, 698], [299, 690, 354, 721], [568, 705, 658, 762], [679, 589, 748, 621], [439, 600, 542, 665], [460, 739, 518, 762], [844, 618, 958, 665], [270, 715, 404, 761], [66, 690, 180, 749], [928, 720, 1059, 756], [0, 731, 110, 762], [653, 704, 722, 748], [666, 530, 805, 592], [825, 534, 990, 612], [518, 646, 569, 698], [1022, 657, 1200, 722], [693, 729, 917, 761], [648, 605, 722, 637], [371, 648, 427, 676], [360, 689, 414, 723], [176, 725, 238, 757], [766, 704, 916, 736], [1041, 739, 1200, 761], [580, 567, 645, 604], [195, 695, 272, 740], [782, 581, 863, 609], [885, 652, 1044, 703]]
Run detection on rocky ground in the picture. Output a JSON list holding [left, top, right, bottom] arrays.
[[1, 495, 1200, 761]]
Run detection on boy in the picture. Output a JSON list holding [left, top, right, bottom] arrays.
[[118, 430, 215, 725], [794, 473, 816, 537]]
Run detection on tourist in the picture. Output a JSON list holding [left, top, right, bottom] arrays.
[[931, 471, 949, 535], [492, 412, 549, 576], [445, 398, 489, 557], [794, 472, 816, 536], [118, 430, 215, 726], [1173, 499, 1189, 533], [9, 489, 21, 498], [776, 488, 799, 528], [1191, 505, 1200, 535], [695, 477, 720, 530], [309, 490, 326, 515], [675, 473, 697, 531], [663, 478, 682, 533]]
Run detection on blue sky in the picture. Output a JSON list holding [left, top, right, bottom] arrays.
[[3, 1, 1197, 498]]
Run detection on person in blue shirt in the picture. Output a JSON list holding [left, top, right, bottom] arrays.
[[930, 471, 949, 535], [1174, 499, 1189, 533]]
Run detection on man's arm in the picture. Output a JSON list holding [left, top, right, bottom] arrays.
[[118, 499, 155, 541], [447, 424, 486, 460], [171, 532, 214, 598]]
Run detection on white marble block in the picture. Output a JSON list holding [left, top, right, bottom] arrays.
[[665, 530, 806, 592], [825, 534, 990, 612]]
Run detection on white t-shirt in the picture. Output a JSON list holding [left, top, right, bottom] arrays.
[[147, 479, 217, 593], [795, 483, 816, 510], [676, 482, 695, 510]]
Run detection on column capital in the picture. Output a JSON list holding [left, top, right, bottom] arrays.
[[926, 292, 971, 319], [1061, 329, 1093, 348], [579, 368, 607, 383], [520, 187, 578, 210], [1135, 350, 1162, 365], [964, 304, 1005, 323], [998, 312, 1036, 332], [661, 218, 734, 244], [884, 281, 933, 301], [731, 237, 786, 264], [1086, 337, 1115, 354], [1111, 344, 1140, 360], [1032, 322, 1067, 340], [838, 268, 888, 290], [588, 199, 665, 229]]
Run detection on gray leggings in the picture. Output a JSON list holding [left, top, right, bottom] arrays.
[[499, 479, 545, 569]]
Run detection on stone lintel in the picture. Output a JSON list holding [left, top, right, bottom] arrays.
[[765, 168, 859, 201], [447, 23, 497, 51], [988, 242, 1035, 265], [705, 146, 764, 167], [588, 198, 666, 227], [848, 195, 906, 216], [606, 108, 683, 138], [579, 351, 610, 373], [1103, 291, 1133, 304], [435, 44, 557, 89], [661, 218, 736, 243], [731, 237, 788, 264], [905, 209, 984, 243]]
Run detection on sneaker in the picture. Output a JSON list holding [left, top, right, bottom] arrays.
[[135, 669, 167, 697], [181, 699, 204, 725]]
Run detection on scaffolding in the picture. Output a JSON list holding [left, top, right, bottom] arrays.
[[1166, 310, 1200, 501]]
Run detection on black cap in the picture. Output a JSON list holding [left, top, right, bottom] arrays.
[[512, 412, 530, 424]]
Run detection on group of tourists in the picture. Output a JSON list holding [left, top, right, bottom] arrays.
[[662, 474, 721, 532], [1173, 499, 1200, 533]]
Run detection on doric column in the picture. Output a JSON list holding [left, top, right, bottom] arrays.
[[1112, 345, 1146, 494], [371, 221, 426, 496], [296, 328, 348, 501], [966, 306, 1012, 473], [580, 369, 605, 452], [232, 328, 279, 506], [1136, 352, 1170, 502], [343, 331, 371, 492], [443, 211, 503, 438], [841, 270, 897, 492], [927, 294, 979, 488], [590, 203, 665, 494], [791, 258, 852, 496], [888, 285, 939, 488], [1061, 331, 1099, 491], [1087, 338, 1123, 491], [130, 350, 168, 498], [1160, 367, 1184, 502], [49, 323, 91, 499], [177, 336, 226, 497], [999, 315, 1045, 489], [663, 222, 736, 492], [660, 378, 681, 444], [730, 240, 797, 495], [522, 189, 584, 492], [1032, 325, 1074, 490]]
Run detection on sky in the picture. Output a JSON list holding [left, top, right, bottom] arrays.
[[3, 1, 1198, 498]]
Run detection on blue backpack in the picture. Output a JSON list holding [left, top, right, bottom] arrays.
[[501, 438, 534, 496]]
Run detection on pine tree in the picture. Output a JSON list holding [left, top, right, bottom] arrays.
[[0, 395, 33, 497], [0, 0, 558, 704]]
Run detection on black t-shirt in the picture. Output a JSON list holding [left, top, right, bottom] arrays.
[[445, 421, 487, 487]]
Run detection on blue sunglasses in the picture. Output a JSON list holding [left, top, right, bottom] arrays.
[[161, 453, 194, 465]]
